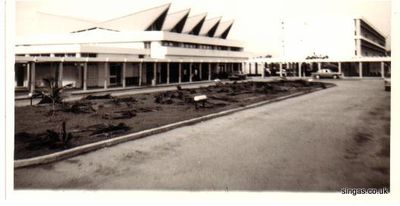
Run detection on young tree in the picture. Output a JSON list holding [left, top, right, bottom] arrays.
[[35, 77, 72, 116]]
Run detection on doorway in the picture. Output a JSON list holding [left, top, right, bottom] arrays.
[[109, 63, 122, 87]]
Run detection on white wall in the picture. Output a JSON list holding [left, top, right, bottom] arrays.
[[151, 42, 248, 59], [97, 63, 106, 87], [126, 63, 140, 77]]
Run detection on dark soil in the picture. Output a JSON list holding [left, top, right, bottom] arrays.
[[14, 80, 333, 159]]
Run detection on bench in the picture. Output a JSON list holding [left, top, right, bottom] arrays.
[[194, 95, 207, 109]]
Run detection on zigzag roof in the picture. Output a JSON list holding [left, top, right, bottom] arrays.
[[20, 3, 236, 39], [182, 13, 207, 35], [199, 17, 222, 37], [214, 20, 234, 39], [162, 9, 191, 33]]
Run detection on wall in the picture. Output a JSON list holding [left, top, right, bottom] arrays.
[[62, 63, 80, 88], [87, 63, 99, 87]]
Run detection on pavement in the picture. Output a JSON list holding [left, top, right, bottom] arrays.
[[14, 79, 390, 191]]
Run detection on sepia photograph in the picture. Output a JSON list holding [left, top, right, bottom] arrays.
[[2, 0, 399, 204]]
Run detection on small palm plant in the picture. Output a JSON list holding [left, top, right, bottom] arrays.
[[34, 77, 72, 116]]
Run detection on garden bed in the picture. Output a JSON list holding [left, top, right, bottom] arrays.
[[14, 80, 334, 159]]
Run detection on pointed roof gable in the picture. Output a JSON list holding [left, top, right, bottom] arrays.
[[162, 9, 190, 33], [182, 13, 207, 35], [215, 20, 234, 39], [96, 3, 171, 31], [199, 17, 222, 37]]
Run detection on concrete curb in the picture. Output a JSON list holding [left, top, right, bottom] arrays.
[[14, 87, 327, 168]]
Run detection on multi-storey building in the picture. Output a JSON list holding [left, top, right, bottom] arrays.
[[14, 3, 248, 93], [280, 16, 387, 59], [354, 18, 387, 57], [245, 16, 390, 78]]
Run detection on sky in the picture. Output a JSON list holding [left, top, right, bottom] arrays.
[[16, 0, 392, 56]]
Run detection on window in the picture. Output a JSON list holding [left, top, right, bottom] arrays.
[[55, 53, 65, 57], [144, 42, 151, 49], [81, 53, 97, 58]]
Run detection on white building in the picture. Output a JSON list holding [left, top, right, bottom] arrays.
[[14, 3, 248, 93], [280, 16, 387, 59], [244, 16, 390, 78]]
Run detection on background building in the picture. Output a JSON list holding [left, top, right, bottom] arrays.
[[280, 16, 387, 59], [244, 16, 391, 78]]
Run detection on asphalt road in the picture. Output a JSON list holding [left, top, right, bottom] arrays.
[[14, 80, 390, 191]]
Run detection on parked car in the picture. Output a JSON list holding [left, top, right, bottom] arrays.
[[276, 69, 287, 77], [311, 68, 342, 79], [384, 78, 391, 91], [228, 71, 247, 80], [383, 69, 391, 91]]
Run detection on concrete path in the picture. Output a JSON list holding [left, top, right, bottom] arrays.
[[14, 80, 390, 191]]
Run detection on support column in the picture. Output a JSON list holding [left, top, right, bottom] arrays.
[[208, 63, 212, 80], [189, 62, 193, 82], [58, 62, 63, 86], [104, 62, 109, 89], [139, 62, 142, 87], [83, 62, 87, 91], [381, 62, 385, 78], [122, 62, 126, 88], [338, 62, 342, 75], [261, 63, 265, 78], [279, 63, 283, 77], [298, 62, 302, 78], [199, 63, 203, 81], [153, 62, 157, 86], [26, 63, 30, 88], [30, 62, 36, 93], [167, 62, 170, 84], [178, 63, 182, 83], [359, 62, 363, 78], [78, 64, 83, 88], [318, 62, 322, 72]]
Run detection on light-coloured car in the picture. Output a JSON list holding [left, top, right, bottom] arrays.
[[228, 71, 247, 80], [312, 68, 342, 79], [384, 78, 391, 91], [276, 69, 287, 77]]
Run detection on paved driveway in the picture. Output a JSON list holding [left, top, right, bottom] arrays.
[[14, 80, 390, 191]]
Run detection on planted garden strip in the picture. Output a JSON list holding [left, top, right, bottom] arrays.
[[14, 86, 329, 168], [15, 80, 333, 161]]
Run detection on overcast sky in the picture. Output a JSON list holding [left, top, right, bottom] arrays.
[[16, 0, 392, 56]]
